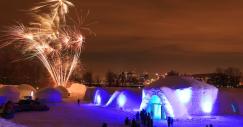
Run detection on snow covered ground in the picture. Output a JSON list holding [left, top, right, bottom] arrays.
[[0, 118, 26, 127], [10, 99, 243, 127], [154, 116, 243, 127]]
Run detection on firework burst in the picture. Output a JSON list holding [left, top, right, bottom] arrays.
[[1, 0, 90, 87]]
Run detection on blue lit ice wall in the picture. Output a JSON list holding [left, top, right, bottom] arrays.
[[117, 93, 126, 108], [104, 90, 141, 111], [140, 89, 175, 119], [93, 88, 111, 106], [116, 90, 142, 111], [147, 95, 162, 119], [94, 91, 101, 105], [105, 91, 120, 107]]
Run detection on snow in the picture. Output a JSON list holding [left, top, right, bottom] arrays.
[[67, 83, 86, 100], [11, 99, 133, 127], [10, 99, 243, 127], [36, 88, 62, 103], [0, 86, 20, 103], [0, 118, 26, 127], [55, 86, 70, 98], [154, 116, 243, 127]]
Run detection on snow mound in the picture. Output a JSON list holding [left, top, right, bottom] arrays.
[[67, 83, 86, 99], [36, 87, 62, 103], [0, 118, 26, 127], [18, 84, 36, 99], [0, 85, 20, 103], [56, 86, 70, 98]]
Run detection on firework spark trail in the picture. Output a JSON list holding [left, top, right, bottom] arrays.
[[1, 0, 87, 87]]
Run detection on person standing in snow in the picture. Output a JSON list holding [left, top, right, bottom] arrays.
[[77, 98, 80, 106], [167, 116, 171, 127]]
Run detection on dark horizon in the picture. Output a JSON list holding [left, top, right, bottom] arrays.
[[0, 0, 243, 81]]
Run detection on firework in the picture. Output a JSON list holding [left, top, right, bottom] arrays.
[[1, 0, 88, 87]]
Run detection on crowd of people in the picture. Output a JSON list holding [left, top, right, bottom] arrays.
[[123, 109, 153, 127], [99, 107, 216, 127], [206, 124, 213, 127]]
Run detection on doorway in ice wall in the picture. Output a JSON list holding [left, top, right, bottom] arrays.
[[146, 95, 166, 120]]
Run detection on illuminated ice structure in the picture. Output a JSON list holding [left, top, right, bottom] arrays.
[[140, 76, 218, 120], [92, 76, 218, 120], [93, 88, 142, 111], [93, 88, 111, 106]]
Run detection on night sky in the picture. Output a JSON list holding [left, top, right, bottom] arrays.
[[1, 0, 243, 78]]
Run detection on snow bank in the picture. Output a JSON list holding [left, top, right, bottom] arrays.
[[36, 87, 62, 103], [0, 85, 20, 103], [0, 118, 26, 127]]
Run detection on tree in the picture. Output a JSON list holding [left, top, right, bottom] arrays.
[[119, 72, 126, 86], [94, 75, 101, 86], [208, 67, 242, 88], [167, 70, 179, 76], [82, 71, 93, 86], [106, 71, 117, 86]]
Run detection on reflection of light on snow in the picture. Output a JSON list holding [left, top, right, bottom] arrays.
[[94, 90, 102, 105], [105, 91, 120, 106], [176, 87, 192, 104], [117, 93, 126, 108]]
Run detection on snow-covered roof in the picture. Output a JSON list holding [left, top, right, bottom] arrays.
[[145, 76, 214, 90]]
